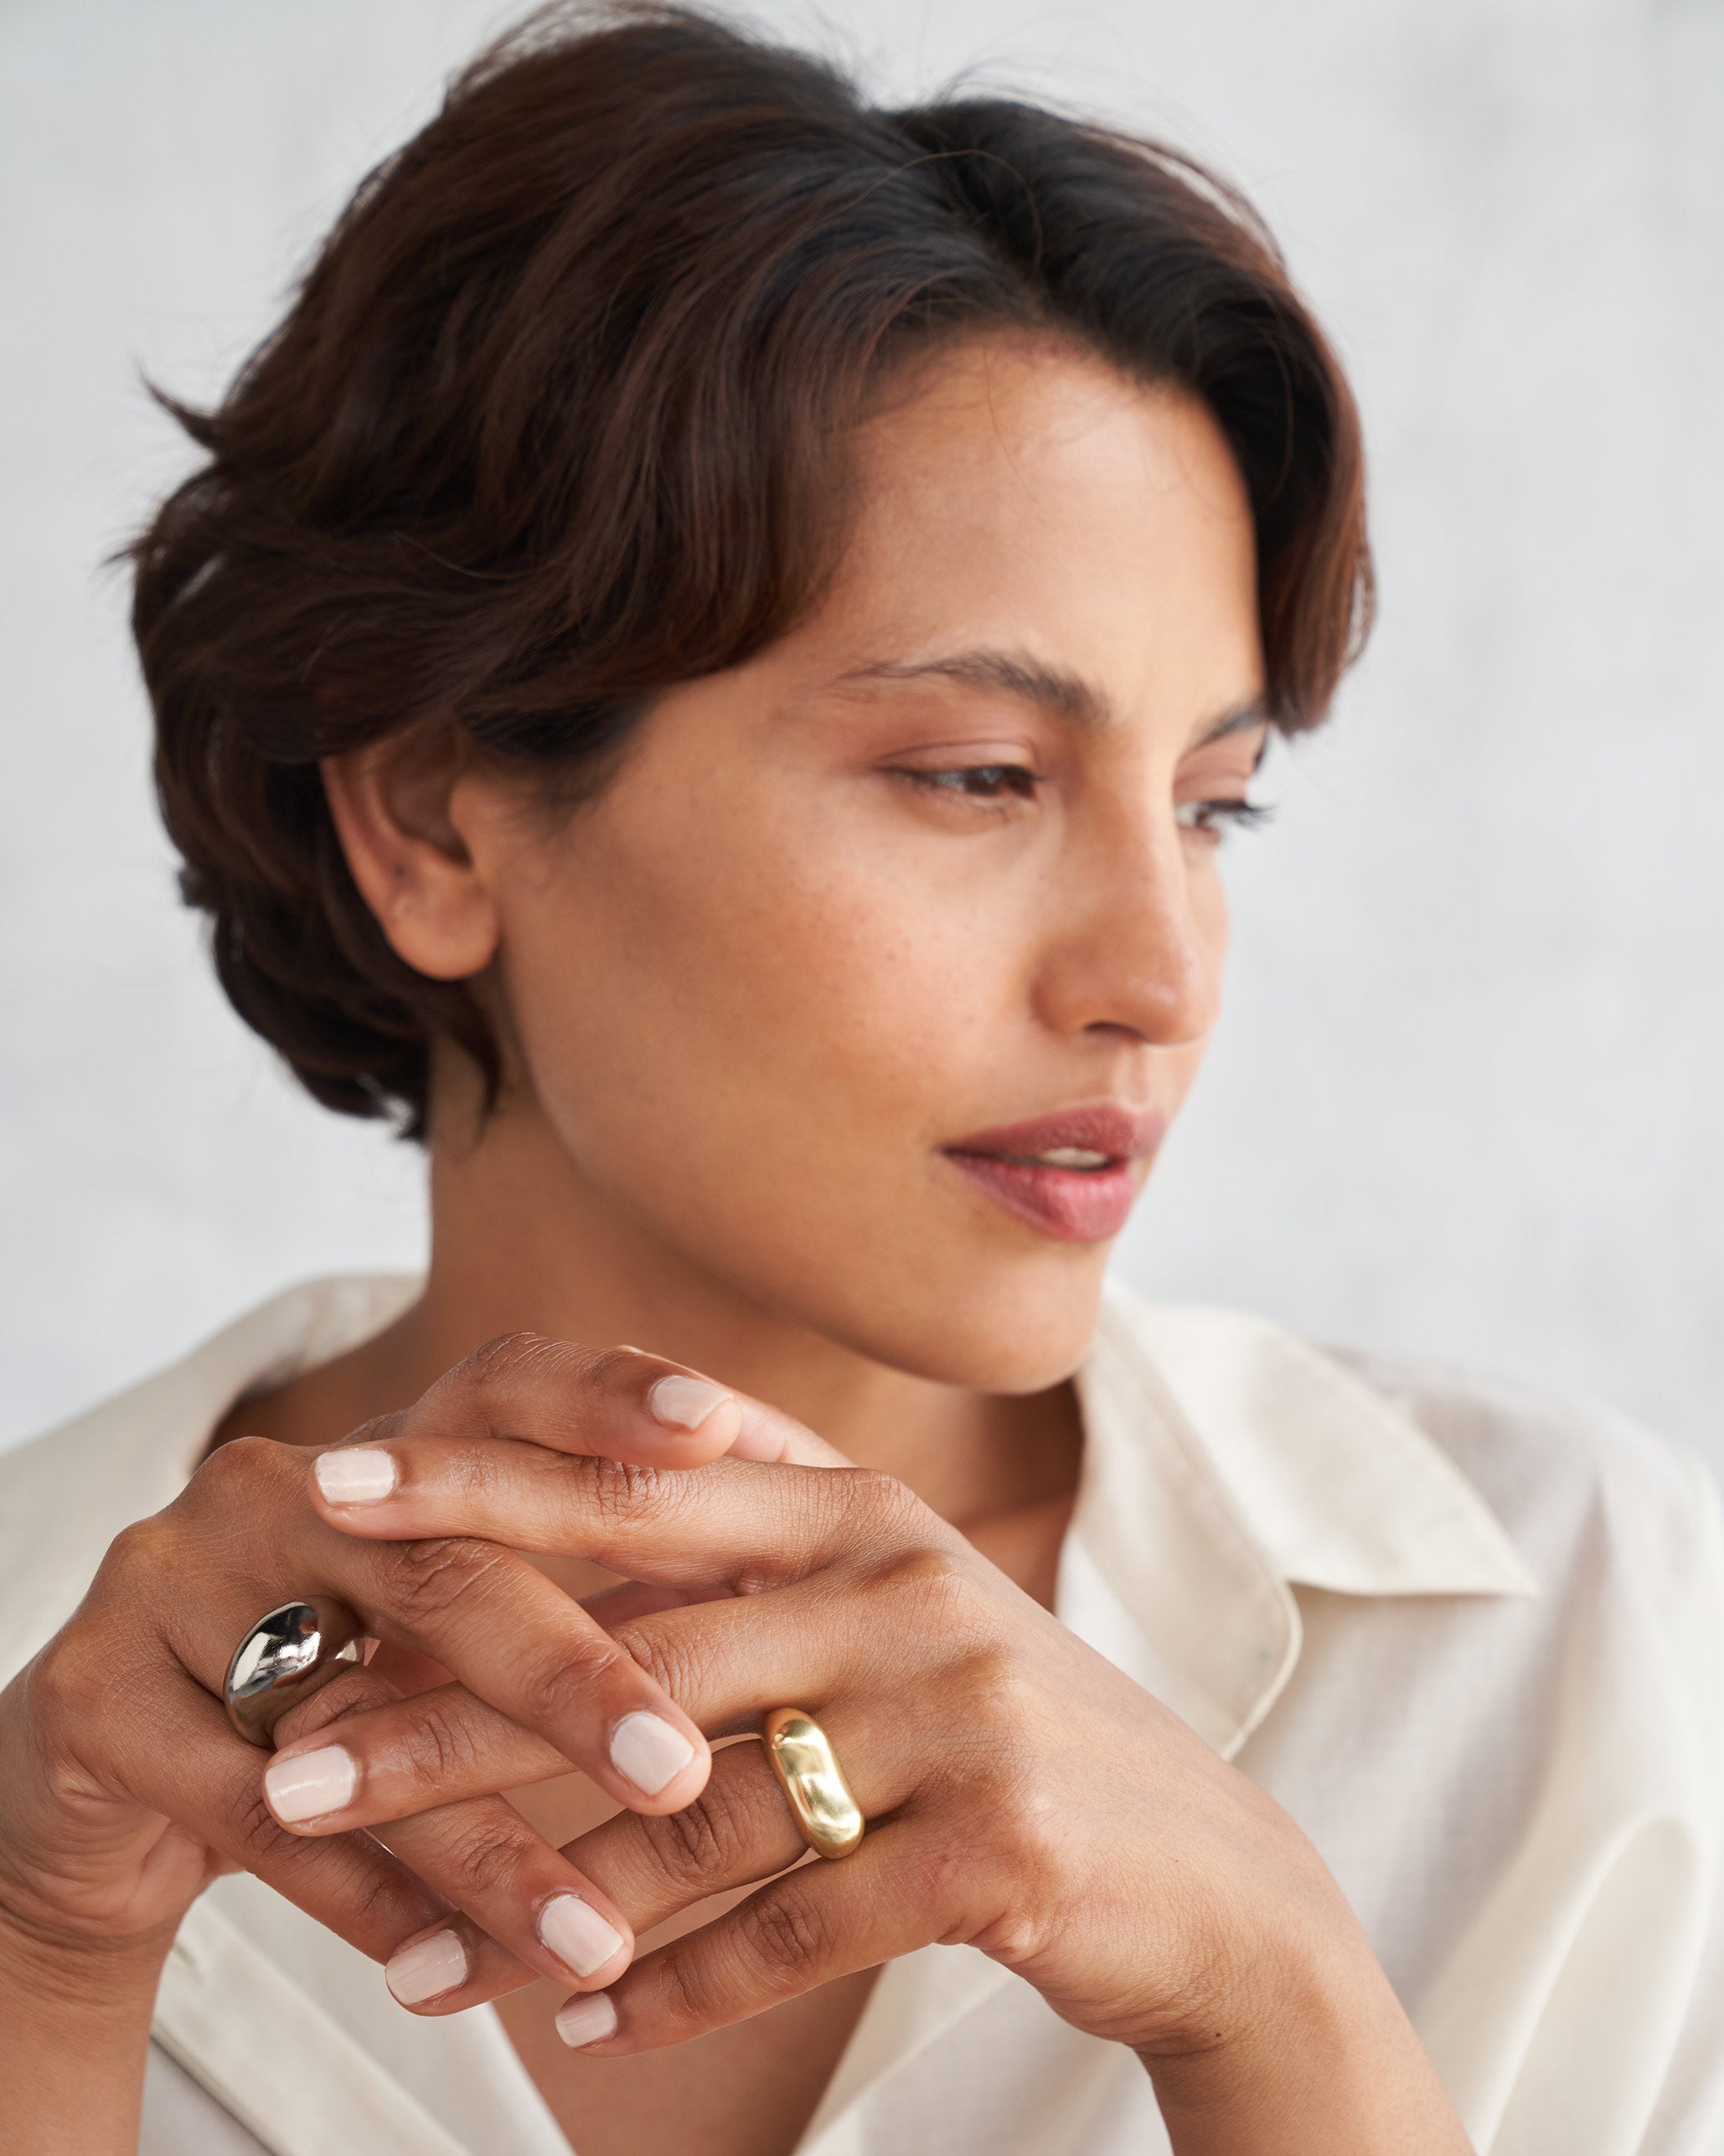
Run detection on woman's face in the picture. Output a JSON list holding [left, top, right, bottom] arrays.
[[459, 336, 1266, 1390]]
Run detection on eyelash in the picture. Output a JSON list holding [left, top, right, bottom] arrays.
[[896, 764, 1273, 837], [1175, 798, 1275, 838], [898, 763, 1039, 802]]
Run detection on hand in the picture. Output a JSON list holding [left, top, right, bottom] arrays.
[[0, 1341, 756, 2021], [268, 1338, 1470, 2150]]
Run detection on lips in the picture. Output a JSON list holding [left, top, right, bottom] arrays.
[[941, 1102, 1165, 1244]]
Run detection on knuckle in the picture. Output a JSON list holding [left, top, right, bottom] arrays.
[[579, 1456, 680, 1548], [659, 1943, 724, 2034], [990, 1776, 1068, 1898], [733, 1878, 834, 1985], [923, 1645, 1039, 1794], [181, 1433, 292, 1513], [950, 1633, 1031, 1718], [514, 1631, 629, 1734], [584, 1343, 650, 1388], [642, 1769, 758, 1888], [463, 1329, 585, 1408], [432, 1809, 531, 1901], [903, 1835, 970, 1918], [870, 1540, 974, 1617], [610, 1617, 699, 1702], [393, 1694, 488, 1791], [95, 1512, 180, 1590], [269, 1669, 399, 1751], [219, 1775, 299, 1869], [840, 1467, 930, 1545], [467, 1329, 550, 1379], [969, 1903, 1049, 1967], [20, 1629, 101, 1736], [350, 1856, 439, 1946], [374, 1535, 506, 1630]]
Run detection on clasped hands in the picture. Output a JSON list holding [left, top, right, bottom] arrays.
[[11, 1333, 1361, 2076]]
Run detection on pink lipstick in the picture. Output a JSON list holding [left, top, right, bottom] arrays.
[[941, 1102, 1165, 1244]]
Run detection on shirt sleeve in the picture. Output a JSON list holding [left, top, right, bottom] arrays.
[[142, 2045, 274, 2156], [1472, 1444, 1724, 2155], [1628, 1452, 1724, 2156]]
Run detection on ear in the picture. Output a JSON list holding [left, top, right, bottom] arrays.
[[321, 733, 500, 982]]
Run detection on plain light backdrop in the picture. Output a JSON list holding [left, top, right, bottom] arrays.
[[3, 0, 1721, 1467]]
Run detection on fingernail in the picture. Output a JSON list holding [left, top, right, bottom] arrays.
[[539, 1894, 627, 1978], [609, 1709, 696, 1796], [385, 1929, 467, 2005], [555, 1990, 618, 2048], [647, 1374, 732, 1432], [314, 1447, 398, 1504], [263, 1743, 356, 1823]]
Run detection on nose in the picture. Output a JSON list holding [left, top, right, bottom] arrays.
[[1031, 810, 1224, 1050]]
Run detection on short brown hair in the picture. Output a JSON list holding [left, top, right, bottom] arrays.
[[133, 1, 1371, 1138]]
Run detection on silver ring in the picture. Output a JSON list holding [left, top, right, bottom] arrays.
[[223, 1601, 364, 1747]]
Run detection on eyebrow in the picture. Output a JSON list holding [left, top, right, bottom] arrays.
[[833, 647, 1268, 752]]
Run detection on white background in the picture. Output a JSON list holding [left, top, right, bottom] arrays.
[[3, 0, 1721, 1468]]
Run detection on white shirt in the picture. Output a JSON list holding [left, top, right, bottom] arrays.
[[2, 1273, 1721, 2155]]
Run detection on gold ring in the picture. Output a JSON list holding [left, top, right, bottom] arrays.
[[761, 1707, 865, 1859]]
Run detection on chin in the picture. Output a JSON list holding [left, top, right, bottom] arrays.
[[824, 1240, 1113, 1395]]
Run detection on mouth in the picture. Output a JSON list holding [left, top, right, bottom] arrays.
[[940, 1101, 1165, 1245]]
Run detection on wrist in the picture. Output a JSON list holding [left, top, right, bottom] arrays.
[[1135, 1914, 1471, 2156], [0, 1901, 170, 2155]]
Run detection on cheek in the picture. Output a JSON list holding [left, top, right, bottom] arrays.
[[494, 804, 1003, 1173], [482, 796, 1203, 1387]]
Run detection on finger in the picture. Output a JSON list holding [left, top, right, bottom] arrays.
[[313, 1334, 753, 1492], [307, 1335, 850, 1519], [111, 1676, 590, 2021], [369, 1792, 633, 2009], [725, 1395, 852, 1469], [85, 1653, 450, 1963], [581, 1579, 735, 1627], [555, 1823, 938, 2054], [308, 1436, 927, 1596], [265, 1672, 570, 1835], [264, 1663, 633, 2010], [261, 1583, 737, 1830], [568, 1732, 821, 1932], [256, 1562, 957, 1836], [167, 1440, 713, 1817]]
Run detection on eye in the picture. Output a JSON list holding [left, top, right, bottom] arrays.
[[1174, 797, 1274, 840], [897, 763, 1040, 802]]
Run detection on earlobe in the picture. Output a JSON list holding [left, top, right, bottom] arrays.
[[320, 740, 502, 983]]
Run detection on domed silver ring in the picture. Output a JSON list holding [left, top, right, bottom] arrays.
[[223, 1600, 364, 1747]]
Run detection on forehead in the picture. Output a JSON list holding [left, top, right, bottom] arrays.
[[803, 334, 1263, 710]]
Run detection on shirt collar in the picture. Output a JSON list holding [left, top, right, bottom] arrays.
[[1107, 1289, 1536, 1599], [1069, 1285, 1535, 1761]]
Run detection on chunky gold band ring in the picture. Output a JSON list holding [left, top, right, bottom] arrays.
[[762, 1707, 865, 1859]]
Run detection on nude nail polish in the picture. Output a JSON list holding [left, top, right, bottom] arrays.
[[555, 1991, 618, 2048], [264, 1743, 356, 1823], [647, 1374, 732, 1431], [610, 1710, 696, 1795], [313, 1447, 398, 1504], [385, 1930, 467, 2005], [539, 1894, 627, 1978]]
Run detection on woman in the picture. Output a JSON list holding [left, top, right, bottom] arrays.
[[1, 7, 1718, 2153]]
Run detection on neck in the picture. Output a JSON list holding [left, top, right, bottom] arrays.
[[256, 1084, 1081, 1535]]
